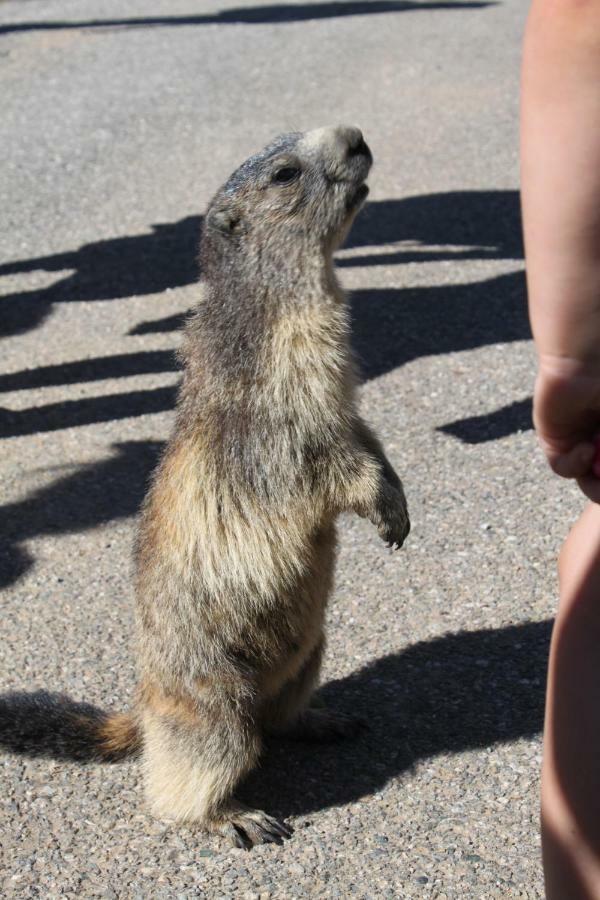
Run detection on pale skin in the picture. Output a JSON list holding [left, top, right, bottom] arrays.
[[521, 0, 600, 896]]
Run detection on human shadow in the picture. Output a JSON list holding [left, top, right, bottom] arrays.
[[0, 2, 494, 37], [0, 271, 528, 437], [0, 192, 519, 340], [0, 216, 201, 338], [130, 190, 522, 334], [0, 350, 178, 393], [0, 190, 526, 582], [0, 439, 163, 588], [0, 386, 177, 439], [344, 190, 523, 262], [130, 313, 187, 336], [439, 398, 533, 444], [0, 620, 551, 819], [351, 270, 529, 381]]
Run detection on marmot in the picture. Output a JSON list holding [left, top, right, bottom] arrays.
[[18, 127, 410, 848]]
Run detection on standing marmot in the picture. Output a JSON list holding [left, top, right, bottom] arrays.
[[78, 126, 409, 847]]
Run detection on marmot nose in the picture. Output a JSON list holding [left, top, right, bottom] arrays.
[[331, 125, 370, 160], [301, 125, 372, 176], [338, 126, 366, 153]]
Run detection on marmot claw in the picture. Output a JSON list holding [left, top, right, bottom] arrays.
[[378, 502, 410, 550]]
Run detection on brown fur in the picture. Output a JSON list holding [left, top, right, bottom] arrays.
[[101, 127, 409, 848], [93, 712, 141, 761]]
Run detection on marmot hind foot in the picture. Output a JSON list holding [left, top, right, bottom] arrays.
[[211, 803, 294, 849]]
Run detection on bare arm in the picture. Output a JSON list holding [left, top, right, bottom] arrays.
[[521, 0, 600, 497], [522, 10, 600, 896]]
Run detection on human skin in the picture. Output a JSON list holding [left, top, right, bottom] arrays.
[[522, 0, 600, 498], [521, 1, 600, 897], [542, 504, 600, 899]]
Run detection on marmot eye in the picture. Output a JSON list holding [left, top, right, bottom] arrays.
[[272, 166, 300, 185]]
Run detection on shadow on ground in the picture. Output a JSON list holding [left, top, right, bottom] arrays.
[[0, 1, 494, 36], [345, 190, 522, 262], [246, 618, 550, 818], [351, 271, 528, 381], [0, 351, 179, 393], [0, 386, 177, 439], [0, 190, 526, 581], [0, 440, 163, 588], [0, 191, 520, 340], [0, 619, 550, 817], [0, 269, 528, 438], [439, 398, 533, 444], [0, 216, 201, 338]]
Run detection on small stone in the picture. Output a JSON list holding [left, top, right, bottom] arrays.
[[37, 786, 55, 798]]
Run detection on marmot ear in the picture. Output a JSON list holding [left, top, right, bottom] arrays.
[[207, 205, 243, 236]]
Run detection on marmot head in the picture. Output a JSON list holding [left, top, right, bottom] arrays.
[[201, 126, 372, 280]]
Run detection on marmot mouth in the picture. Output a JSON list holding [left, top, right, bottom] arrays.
[[347, 182, 370, 211]]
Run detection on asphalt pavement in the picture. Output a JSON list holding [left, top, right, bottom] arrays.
[[0, 0, 579, 896]]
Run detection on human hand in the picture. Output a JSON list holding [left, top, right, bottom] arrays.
[[534, 356, 600, 501]]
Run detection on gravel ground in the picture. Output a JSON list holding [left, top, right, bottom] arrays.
[[0, 0, 582, 896]]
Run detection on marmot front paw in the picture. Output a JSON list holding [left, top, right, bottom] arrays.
[[377, 488, 410, 550]]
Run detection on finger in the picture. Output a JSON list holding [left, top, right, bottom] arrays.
[[576, 476, 600, 504], [539, 440, 595, 478], [593, 435, 600, 477]]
